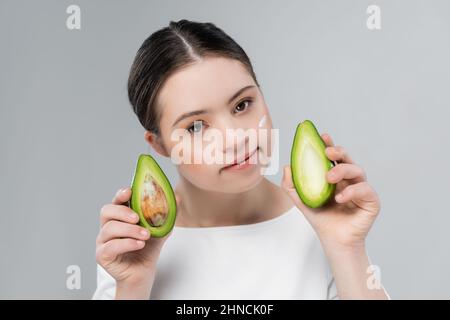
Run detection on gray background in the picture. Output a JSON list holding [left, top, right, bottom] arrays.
[[1, 0, 449, 299]]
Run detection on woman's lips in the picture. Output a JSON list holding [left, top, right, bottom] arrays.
[[221, 147, 259, 172]]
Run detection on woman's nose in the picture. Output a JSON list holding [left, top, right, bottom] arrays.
[[216, 118, 252, 156]]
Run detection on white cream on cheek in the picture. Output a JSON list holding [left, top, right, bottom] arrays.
[[258, 115, 267, 128]]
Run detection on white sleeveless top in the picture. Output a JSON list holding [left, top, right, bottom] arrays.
[[92, 206, 339, 299]]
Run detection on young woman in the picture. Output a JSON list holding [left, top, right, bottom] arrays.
[[93, 19, 389, 300]]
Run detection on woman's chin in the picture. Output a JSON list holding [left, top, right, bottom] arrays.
[[218, 165, 264, 193]]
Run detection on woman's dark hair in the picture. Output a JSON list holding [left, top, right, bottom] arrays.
[[127, 19, 259, 135]]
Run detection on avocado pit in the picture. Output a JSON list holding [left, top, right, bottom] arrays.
[[141, 173, 169, 227]]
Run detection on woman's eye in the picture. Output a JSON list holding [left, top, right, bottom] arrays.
[[234, 100, 252, 114], [187, 120, 204, 134]]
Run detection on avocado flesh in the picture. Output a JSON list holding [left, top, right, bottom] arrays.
[[130, 154, 177, 238], [290, 120, 336, 208]]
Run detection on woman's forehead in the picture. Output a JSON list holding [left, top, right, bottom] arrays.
[[157, 56, 256, 118]]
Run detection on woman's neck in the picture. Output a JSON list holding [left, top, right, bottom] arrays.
[[174, 176, 293, 228]]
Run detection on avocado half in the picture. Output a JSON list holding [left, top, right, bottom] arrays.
[[130, 154, 177, 238], [290, 120, 336, 208]]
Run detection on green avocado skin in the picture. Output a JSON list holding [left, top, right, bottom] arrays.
[[290, 120, 336, 208], [130, 154, 177, 238]]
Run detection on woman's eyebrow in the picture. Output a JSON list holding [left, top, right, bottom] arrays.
[[227, 85, 256, 104], [172, 109, 208, 128], [171, 85, 256, 128]]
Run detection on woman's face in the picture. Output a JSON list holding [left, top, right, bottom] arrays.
[[154, 56, 273, 193]]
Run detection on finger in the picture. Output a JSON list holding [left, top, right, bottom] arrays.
[[326, 163, 366, 184], [321, 133, 335, 147], [112, 187, 131, 205], [96, 238, 145, 264], [100, 203, 139, 227], [97, 220, 150, 244], [334, 182, 380, 211], [281, 165, 295, 190], [325, 146, 354, 164]]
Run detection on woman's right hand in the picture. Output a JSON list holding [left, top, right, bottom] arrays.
[[96, 187, 175, 298]]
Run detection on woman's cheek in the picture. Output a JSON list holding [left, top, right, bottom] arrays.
[[178, 163, 219, 189], [257, 119, 274, 162]]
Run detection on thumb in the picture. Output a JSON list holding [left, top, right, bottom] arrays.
[[281, 165, 312, 216]]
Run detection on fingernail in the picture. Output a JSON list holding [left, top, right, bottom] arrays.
[[335, 193, 343, 201], [129, 212, 138, 220], [136, 240, 144, 247], [121, 188, 128, 193], [140, 229, 149, 237]]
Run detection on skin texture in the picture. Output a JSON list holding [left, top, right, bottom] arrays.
[[95, 56, 388, 299]]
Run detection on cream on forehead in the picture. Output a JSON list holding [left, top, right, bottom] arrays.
[[258, 115, 267, 128]]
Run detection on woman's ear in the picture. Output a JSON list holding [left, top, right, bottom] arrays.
[[144, 131, 170, 157]]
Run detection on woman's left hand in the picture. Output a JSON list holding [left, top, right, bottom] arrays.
[[281, 133, 381, 250]]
